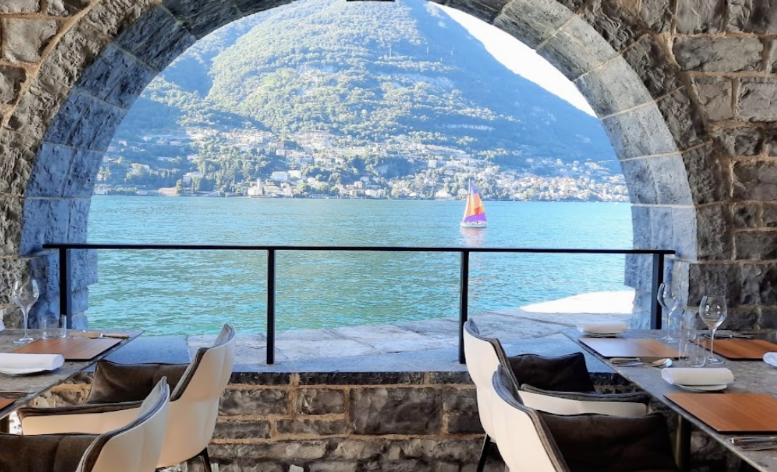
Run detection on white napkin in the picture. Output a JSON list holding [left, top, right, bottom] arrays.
[[0, 353, 64, 371], [661, 367, 734, 386], [576, 321, 628, 334], [764, 352, 777, 368]]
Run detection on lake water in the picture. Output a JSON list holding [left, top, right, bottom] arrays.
[[87, 197, 633, 335]]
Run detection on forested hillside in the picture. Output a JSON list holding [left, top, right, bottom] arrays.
[[104, 0, 625, 201]]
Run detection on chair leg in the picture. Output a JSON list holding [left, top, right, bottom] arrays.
[[476, 434, 491, 472], [199, 448, 213, 472]]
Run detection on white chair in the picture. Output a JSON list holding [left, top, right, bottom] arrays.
[[0, 378, 170, 472], [463, 319, 504, 472], [491, 365, 679, 472], [20, 324, 235, 472]]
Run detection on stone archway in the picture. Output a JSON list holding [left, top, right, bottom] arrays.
[[0, 0, 763, 328]]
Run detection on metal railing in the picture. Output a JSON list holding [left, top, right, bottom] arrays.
[[43, 243, 675, 364]]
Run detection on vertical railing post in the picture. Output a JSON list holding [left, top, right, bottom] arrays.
[[58, 247, 72, 328], [267, 249, 276, 365], [650, 252, 665, 330], [459, 250, 470, 364]]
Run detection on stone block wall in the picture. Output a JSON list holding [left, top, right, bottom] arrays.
[[34, 369, 755, 472]]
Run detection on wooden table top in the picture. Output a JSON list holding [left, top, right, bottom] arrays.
[[569, 329, 777, 472]]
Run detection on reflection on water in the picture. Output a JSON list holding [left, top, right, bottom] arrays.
[[87, 198, 632, 335], [460, 227, 487, 247]]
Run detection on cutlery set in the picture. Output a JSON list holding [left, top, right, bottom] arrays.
[[610, 357, 673, 367]]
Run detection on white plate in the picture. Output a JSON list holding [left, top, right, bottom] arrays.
[[0, 367, 55, 376], [675, 383, 728, 392]]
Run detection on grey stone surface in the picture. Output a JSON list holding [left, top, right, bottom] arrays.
[[0, 66, 26, 105], [733, 161, 777, 201], [673, 37, 763, 72], [762, 203, 777, 227], [696, 204, 732, 260], [676, 0, 726, 33], [602, 103, 678, 159], [114, 6, 196, 71], [213, 419, 271, 440], [581, 0, 642, 52], [620, 158, 657, 204], [538, 15, 618, 81], [574, 56, 653, 117], [350, 387, 441, 435], [3, 19, 58, 63], [297, 388, 346, 415], [738, 78, 777, 122], [82, 0, 154, 38], [727, 0, 777, 34], [648, 154, 694, 205], [0, 130, 36, 197], [712, 126, 763, 157], [276, 418, 347, 436], [741, 263, 777, 305], [639, 0, 673, 32], [76, 44, 156, 109], [693, 77, 734, 121], [732, 203, 761, 229], [688, 263, 741, 306], [219, 388, 289, 416], [442, 387, 481, 434], [622, 35, 681, 99], [47, 0, 93, 16], [682, 143, 729, 205], [655, 88, 707, 150], [735, 232, 777, 260], [0, 0, 39, 13], [493, 0, 573, 49]]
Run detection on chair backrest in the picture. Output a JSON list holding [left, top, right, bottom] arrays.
[[490, 365, 570, 472], [160, 323, 236, 467], [463, 319, 509, 437], [518, 387, 649, 416], [80, 379, 170, 472]]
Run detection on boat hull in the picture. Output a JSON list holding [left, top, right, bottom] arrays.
[[460, 221, 487, 228]]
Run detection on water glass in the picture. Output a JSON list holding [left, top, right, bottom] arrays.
[[678, 310, 705, 367], [41, 315, 67, 339]]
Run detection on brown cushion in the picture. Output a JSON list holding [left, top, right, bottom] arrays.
[[508, 352, 596, 393], [539, 412, 679, 472], [0, 432, 96, 472], [87, 361, 187, 404]]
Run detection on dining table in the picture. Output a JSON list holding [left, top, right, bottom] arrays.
[[568, 329, 777, 472], [0, 328, 142, 432]]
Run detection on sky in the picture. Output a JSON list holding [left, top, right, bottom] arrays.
[[438, 6, 597, 117]]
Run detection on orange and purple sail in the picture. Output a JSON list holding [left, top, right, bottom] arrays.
[[461, 181, 487, 228]]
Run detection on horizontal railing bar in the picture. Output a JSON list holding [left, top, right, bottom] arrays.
[[43, 243, 675, 255]]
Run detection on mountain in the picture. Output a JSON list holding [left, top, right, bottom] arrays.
[[105, 0, 624, 201]]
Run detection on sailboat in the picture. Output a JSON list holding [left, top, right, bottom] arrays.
[[460, 180, 487, 228]]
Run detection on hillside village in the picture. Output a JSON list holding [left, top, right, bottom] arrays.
[[97, 128, 629, 202]]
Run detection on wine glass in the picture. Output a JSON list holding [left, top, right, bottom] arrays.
[[657, 283, 679, 342], [699, 296, 727, 365], [11, 278, 40, 344]]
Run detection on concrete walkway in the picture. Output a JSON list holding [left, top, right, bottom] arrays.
[[107, 290, 633, 373]]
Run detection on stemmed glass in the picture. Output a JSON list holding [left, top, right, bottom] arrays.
[[11, 278, 40, 344], [657, 283, 679, 342], [699, 296, 727, 365]]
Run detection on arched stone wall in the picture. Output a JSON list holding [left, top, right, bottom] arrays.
[[0, 0, 767, 328]]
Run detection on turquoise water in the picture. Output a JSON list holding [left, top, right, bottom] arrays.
[[87, 197, 633, 335]]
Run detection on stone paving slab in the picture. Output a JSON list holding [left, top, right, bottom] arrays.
[[174, 290, 634, 372]]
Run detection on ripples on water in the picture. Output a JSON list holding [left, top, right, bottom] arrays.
[[87, 197, 633, 335]]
